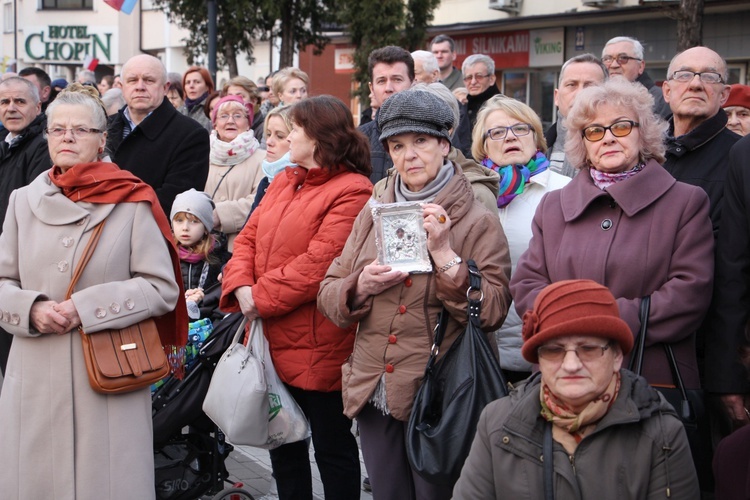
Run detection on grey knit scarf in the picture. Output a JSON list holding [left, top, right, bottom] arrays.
[[394, 160, 454, 203]]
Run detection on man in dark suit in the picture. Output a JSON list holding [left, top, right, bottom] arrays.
[[106, 54, 209, 216]]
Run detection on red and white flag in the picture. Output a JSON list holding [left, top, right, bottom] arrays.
[[83, 54, 99, 71]]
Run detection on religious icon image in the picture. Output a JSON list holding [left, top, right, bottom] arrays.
[[372, 202, 432, 273]]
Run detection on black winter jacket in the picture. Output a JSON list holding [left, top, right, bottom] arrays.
[[106, 97, 210, 216], [0, 113, 51, 231], [179, 237, 231, 321], [663, 110, 741, 236]]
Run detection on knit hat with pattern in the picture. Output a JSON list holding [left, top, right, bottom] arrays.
[[377, 89, 455, 143]]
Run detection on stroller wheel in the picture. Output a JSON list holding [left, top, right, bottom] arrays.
[[212, 486, 255, 500]]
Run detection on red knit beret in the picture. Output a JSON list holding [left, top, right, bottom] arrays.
[[724, 84, 750, 110], [521, 279, 634, 363]]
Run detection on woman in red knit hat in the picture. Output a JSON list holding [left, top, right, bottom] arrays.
[[454, 279, 699, 499]]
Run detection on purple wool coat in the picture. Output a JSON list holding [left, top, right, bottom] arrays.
[[511, 160, 713, 389]]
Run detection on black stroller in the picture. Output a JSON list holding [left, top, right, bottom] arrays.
[[152, 312, 255, 500]]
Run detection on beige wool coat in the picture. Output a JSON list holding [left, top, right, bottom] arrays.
[[205, 148, 266, 251], [0, 171, 180, 500], [318, 163, 512, 422]]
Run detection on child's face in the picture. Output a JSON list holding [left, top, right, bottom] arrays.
[[172, 213, 206, 248]]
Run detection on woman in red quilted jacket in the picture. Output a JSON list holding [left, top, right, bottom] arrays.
[[220, 95, 373, 500]]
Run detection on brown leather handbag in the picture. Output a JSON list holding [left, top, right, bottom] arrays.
[[66, 220, 170, 395]]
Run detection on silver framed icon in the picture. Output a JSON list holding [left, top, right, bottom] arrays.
[[372, 202, 432, 273]]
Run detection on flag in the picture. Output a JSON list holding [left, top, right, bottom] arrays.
[[83, 54, 99, 71], [104, 0, 138, 15]]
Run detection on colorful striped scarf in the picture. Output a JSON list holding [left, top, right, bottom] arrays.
[[483, 150, 549, 208]]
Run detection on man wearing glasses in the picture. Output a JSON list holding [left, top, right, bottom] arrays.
[[462, 54, 501, 129], [662, 46, 738, 234], [602, 37, 671, 119], [662, 47, 742, 455]]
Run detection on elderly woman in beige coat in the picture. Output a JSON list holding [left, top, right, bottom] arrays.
[[205, 94, 265, 251], [318, 89, 511, 499], [0, 84, 184, 499]]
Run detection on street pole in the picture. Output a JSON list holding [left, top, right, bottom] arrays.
[[207, 0, 217, 84]]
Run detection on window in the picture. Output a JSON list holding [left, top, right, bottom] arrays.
[[42, 0, 93, 10], [3, 3, 13, 33]]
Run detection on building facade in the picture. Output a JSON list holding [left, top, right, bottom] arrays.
[[300, 0, 750, 125], [2, 0, 749, 125]]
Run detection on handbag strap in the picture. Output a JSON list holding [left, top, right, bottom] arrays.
[[628, 294, 692, 417], [64, 220, 106, 300], [543, 421, 555, 500], [424, 259, 482, 374], [628, 296, 650, 374]]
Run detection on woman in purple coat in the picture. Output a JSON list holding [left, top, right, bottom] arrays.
[[511, 79, 713, 389]]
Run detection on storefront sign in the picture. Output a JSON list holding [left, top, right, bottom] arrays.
[[529, 28, 565, 68], [452, 28, 565, 70], [24, 26, 117, 64]]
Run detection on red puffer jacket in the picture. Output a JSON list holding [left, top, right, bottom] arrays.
[[220, 165, 372, 391]]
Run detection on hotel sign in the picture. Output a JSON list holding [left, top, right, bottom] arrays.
[[24, 26, 117, 64]]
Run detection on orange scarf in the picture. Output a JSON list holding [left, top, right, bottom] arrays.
[[49, 162, 188, 352]]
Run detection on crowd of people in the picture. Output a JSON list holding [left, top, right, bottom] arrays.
[[0, 32, 750, 499]]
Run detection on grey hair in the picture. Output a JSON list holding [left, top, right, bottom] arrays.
[[411, 50, 439, 74], [101, 88, 126, 114], [46, 84, 108, 132], [0, 76, 40, 104], [411, 82, 459, 135], [463, 54, 495, 75], [77, 69, 96, 84], [564, 78, 668, 169], [603, 36, 644, 60], [558, 54, 608, 86]]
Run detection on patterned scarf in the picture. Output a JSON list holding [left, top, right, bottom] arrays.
[[539, 371, 621, 454], [483, 150, 549, 208], [589, 162, 645, 190], [209, 129, 259, 166]]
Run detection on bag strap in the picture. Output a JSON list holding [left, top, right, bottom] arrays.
[[628, 295, 650, 374], [424, 259, 482, 375], [543, 421, 555, 500], [663, 343, 694, 421], [628, 294, 693, 420], [65, 220, 106, 300]]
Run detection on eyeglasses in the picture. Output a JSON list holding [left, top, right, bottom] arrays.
[[485, 123, 533, 141], [46, 127, 103, 138], [582, 120, 639, 142], [537, 343, 612, 362], [668, 70, 725, 84], [601, 54, 642, 66], [217, 113, 247, 122], [463, 73, 491, 84]]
